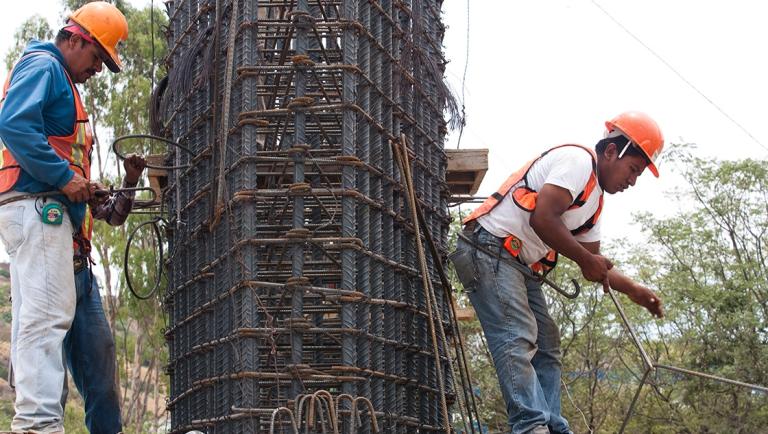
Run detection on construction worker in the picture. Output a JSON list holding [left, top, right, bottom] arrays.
[[450, 111, 665, 434], [0, 2, 128, 432]]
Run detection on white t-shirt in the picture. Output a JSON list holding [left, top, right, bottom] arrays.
[[476, 146, 603, 265]]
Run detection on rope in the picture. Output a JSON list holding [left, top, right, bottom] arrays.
[[112, 134, 194, 170], [123, 217, 165, 300], [590, 0, 767, 152], [456, 0, 470, 150]]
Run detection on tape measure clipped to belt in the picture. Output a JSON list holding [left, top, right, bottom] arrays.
[[457, 231, 580, 299], [41, 202, 65, 225]]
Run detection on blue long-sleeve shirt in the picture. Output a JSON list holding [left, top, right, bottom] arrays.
[[0, 40, 86, 228]]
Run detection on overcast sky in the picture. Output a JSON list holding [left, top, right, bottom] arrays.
[[442, 0, 768, 244], [0, 0, 766, 252]]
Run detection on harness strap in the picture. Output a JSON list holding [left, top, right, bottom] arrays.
[[458, 230, 580, 299]]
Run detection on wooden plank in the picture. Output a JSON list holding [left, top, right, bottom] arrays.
[[145, 154, 167, 204], [445, 148, 488, 196], [454, 304, 476, 321], [446, 148, 488, 172]]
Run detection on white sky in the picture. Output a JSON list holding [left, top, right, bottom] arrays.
[[442, 0, 768, 243], [0, 0, 766, 252]]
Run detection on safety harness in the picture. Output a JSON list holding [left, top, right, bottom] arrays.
[[463, 144, 604, 274]]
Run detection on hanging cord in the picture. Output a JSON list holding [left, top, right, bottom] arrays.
[[456, 0, 470, 150], [124, 216, 165, 300], [150, 0, 155, 92], [112, 134, 195, 170], [561, 378, 594, 434], [0, 187, 165, 300]]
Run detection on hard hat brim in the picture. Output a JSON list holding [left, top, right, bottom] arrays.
[[647, 161, 659, 177], [101, 46, 122, 73]]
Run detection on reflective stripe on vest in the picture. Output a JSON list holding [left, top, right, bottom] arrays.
[[464, 144, 604, 272], [0, 52, 94, 249]]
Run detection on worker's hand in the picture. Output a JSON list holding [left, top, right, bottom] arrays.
[[124, 154, 147, 186], [61, 174, 94, 203], [628, 285, 664, 318], [88, 181, 109, 207], [578, 253, 613, 283]]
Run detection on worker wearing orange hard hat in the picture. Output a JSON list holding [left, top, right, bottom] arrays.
[[451, 111, 664, 434], [0, 2, 128, 432]]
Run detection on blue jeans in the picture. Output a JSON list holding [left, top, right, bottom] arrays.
[[0, 194, 76, 432], [451, 226, 571, 434], [63, 268, 122, 434]]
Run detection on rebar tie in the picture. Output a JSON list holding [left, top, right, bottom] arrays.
[[285, 228, 311, 239], [334, 155, 365, 167], [288, 182, 312, 196], [285, 276, 311, 289], [287, 10, 315, 28], [287, 144, 311, 155], [290, 54, 315, 68], [285, 318, 311, 330], [287, 96, 315, 109]]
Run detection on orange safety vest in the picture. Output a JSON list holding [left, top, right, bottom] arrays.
[[463, 144, 603, 273], [0, 52, 94, 251]]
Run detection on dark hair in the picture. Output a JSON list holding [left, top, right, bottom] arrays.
[[595, 135, 649, 163], [55, 29, 87, 47]]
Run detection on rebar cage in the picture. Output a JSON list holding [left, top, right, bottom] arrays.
[[156, 0, 455, 432]]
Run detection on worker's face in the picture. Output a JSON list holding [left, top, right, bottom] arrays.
[[67, 35, 104, 83], [599, 142, 648, 194]]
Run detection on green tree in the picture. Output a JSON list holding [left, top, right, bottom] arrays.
[[623, 149, 768, 433], [3, 16, 53, 70]]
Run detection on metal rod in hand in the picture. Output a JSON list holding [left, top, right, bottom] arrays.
[[654, 364, 768, 393], [605, 285, 655, 371], [618, 368, 651, 434]]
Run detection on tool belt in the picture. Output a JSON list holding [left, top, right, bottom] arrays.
[[458, 222, 580, 299], [73, 255, 89, 274], [464, 221, 558, 275]]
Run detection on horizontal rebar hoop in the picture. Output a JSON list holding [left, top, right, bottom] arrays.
[[158, 0, 453, 432]]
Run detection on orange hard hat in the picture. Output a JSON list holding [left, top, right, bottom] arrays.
[[605, 111, 664, 177], [67, 1, 129, 73]]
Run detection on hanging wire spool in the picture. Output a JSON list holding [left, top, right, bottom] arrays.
[[124, 216, 165, 300], [112, 134, 195, 170]]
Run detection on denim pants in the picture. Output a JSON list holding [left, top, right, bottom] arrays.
[[63, 267, 122, 434], [451, 226, 571, 434], [0, 194, 75, 432]]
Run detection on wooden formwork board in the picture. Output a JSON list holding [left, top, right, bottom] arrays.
[[146, 154, 167, 204], [445, 148, 488, 197]]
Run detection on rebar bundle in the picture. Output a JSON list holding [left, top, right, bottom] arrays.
[[154, 0, 457, 432]]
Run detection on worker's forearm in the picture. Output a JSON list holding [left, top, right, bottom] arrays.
[[607, 268, 638, 295]]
